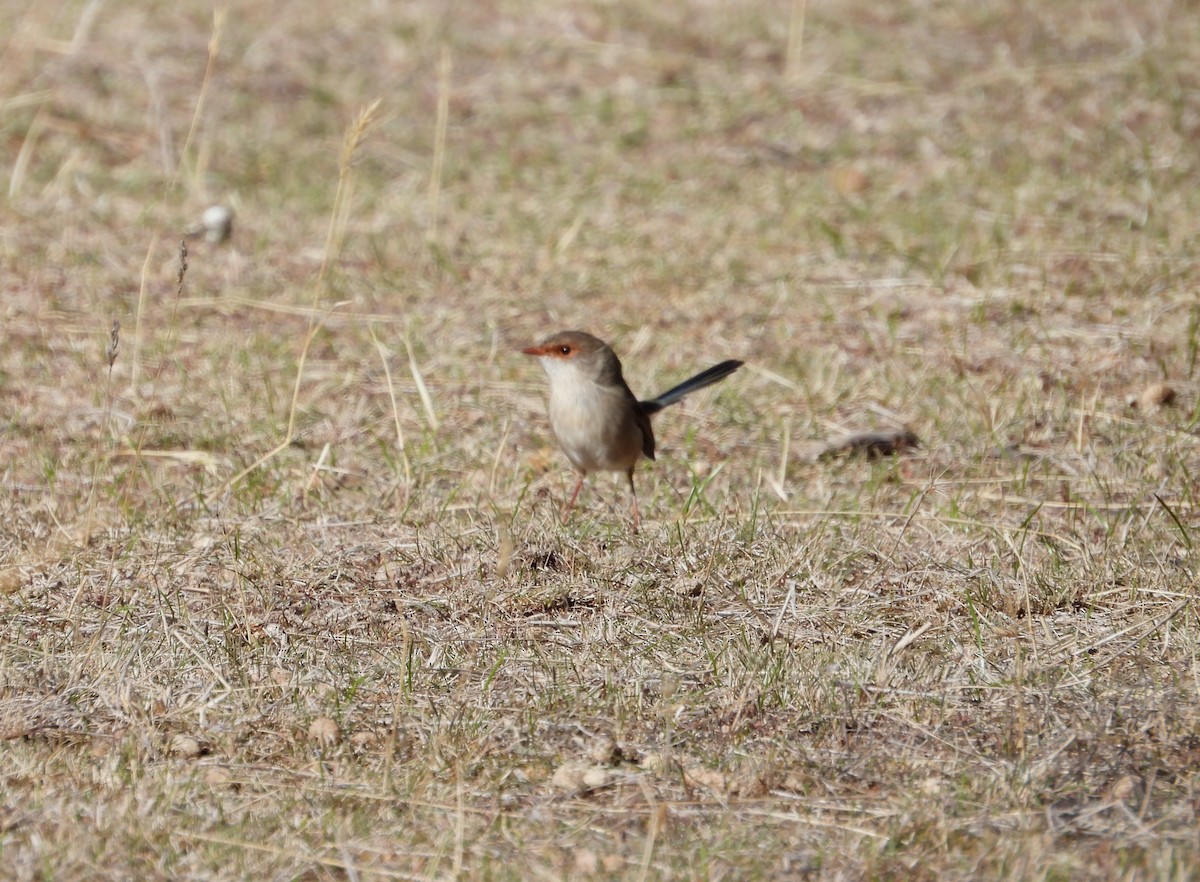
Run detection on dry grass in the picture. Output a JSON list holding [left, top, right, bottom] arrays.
[[3, 0, 1200, 879]]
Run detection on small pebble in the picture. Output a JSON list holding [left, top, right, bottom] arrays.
[[1134, 382, 1176, 410], [170, 734, 204, 759], [201, 205, 234, 242], [308, 716, 341, 747], [187, 205, 234, 243]]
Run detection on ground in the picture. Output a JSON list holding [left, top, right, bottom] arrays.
[[2, 0, 1199, 879]]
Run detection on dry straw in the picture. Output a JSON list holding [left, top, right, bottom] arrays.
[[427, 44, 452, 242], [212, 99, 383, 501], [130, 7, 227, 392]]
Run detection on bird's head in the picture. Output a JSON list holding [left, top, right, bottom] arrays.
[[521, 330, 623, 386]]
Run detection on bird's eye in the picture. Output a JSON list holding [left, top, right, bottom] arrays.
[[559, 345, 571, 355]]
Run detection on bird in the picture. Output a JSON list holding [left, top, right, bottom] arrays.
[[522, 330, 743, 530]]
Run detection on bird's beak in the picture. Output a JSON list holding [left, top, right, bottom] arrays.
[[520, 344, 545, 357]]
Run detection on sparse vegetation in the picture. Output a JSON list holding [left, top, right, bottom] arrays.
[[2, 1, 1199, 879]]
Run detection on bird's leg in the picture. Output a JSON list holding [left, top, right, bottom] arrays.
[[561, 472, 586, 523], [626, 469, 640, 533]]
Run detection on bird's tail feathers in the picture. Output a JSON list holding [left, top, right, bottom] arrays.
[[640, 359, 743, 415]]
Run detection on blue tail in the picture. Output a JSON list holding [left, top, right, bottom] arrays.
[[640, 359, 743, 415]]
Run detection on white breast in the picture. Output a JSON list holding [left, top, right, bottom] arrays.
[[542, 358, 643, 473]]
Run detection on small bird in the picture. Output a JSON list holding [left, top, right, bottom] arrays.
[[522, 330, 743, 530]]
